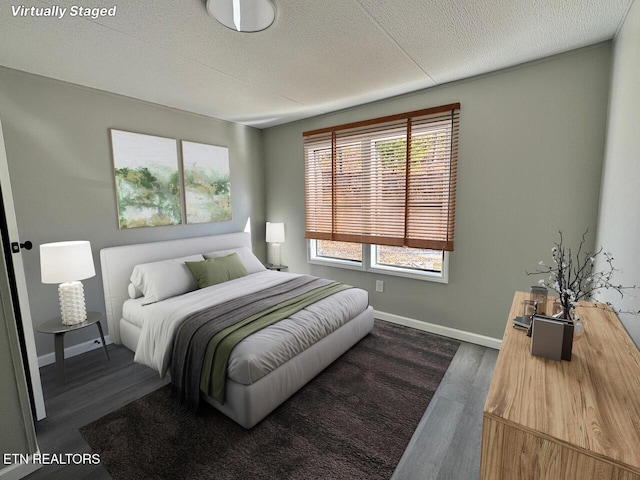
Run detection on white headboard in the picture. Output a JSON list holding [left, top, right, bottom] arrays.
[[100, 232, 252, 344]]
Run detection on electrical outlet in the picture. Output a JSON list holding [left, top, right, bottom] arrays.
[[375, 280, 384, 293]]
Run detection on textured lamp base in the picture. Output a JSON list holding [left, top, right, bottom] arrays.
[[268, 243, 282, 267], [59, 281, 87, 325]]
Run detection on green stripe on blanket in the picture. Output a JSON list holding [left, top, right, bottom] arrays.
[[201, 282, 352, 404]]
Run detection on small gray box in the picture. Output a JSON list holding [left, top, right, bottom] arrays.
[[530, 315, 564, 361]]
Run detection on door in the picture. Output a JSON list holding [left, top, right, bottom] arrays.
[[0, 209, 40, 477], [0, 118, 46, 420]]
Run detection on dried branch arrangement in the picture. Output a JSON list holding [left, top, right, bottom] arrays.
[[527, 230, 638, 317]]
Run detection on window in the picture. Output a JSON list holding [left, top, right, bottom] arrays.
[[315, 240, 362, 263], [309, 239, 448, 283], [372, 245, 442, 272], [304, 103, 459, 250], [304, 103, 459, 282]]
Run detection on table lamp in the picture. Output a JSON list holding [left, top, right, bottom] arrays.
[[266, 222, 285, 266], [40, 241, 96, 326]]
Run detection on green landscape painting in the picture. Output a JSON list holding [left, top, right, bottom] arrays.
[[181, 141, 232, 224], [111, 130, 182, 229]]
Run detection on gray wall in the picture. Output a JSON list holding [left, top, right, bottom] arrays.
[[0, 66, 266, 356], [263, 44, 611, 341], [595, 1, 640, 346]]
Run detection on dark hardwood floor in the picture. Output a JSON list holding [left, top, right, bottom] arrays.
[[26, 338, 497, 480], [27, 345, 169, 480], [392, 343, 499, 480]]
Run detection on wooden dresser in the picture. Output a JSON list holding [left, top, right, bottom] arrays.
[[480, 292, 640, 479]]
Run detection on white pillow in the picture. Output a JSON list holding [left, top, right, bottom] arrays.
[[130, 254, 204, 305], [128, 283, 143, 299], [203, 247, 266, 274]]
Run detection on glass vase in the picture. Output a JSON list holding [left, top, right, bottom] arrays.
[[572, 315, 584, 339], [563, 305, 584, 340], [552, 300, 584, 339]]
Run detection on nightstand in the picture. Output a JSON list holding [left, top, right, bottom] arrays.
[[37, 311, 109, 384], [265, 263, 289, 272]]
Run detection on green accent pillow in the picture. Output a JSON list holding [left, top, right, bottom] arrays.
[[186, 253, 249, 289]]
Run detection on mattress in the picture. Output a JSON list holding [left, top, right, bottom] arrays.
[[122, 271, 369, 385]]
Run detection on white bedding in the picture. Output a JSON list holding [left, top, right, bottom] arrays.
[[127, 270, 368, 382], [227, 288, 367, 384]]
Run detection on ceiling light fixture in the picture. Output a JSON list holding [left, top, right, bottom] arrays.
[[206, 0, 276, 33]]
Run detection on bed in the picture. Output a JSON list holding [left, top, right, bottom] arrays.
[[100, 232, 374, 428]]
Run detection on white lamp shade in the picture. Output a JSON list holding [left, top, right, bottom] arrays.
[[40, 241, 96, 284], [266, 222, 285, 243]]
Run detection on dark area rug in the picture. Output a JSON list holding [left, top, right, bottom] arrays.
[[80, 320, 460, 480]]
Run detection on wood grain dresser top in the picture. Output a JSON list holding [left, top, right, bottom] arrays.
[[484, 292, 640, 473]]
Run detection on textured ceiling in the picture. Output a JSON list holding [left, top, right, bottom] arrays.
[[0, 0, 633, 128]]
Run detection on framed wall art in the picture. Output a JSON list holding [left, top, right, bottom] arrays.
[[181, 140, 232, 224], [110, 129, 182, 229]]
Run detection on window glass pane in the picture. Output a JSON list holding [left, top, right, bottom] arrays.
[[316, 240, 362, 262], [375, 246, 443, 273]]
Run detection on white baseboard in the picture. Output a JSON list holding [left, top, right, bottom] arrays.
[[0, 453, 41, 480], [36, 315, 499, 367], [374, 310, 502, 350], [37, 335, 112, 368]]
